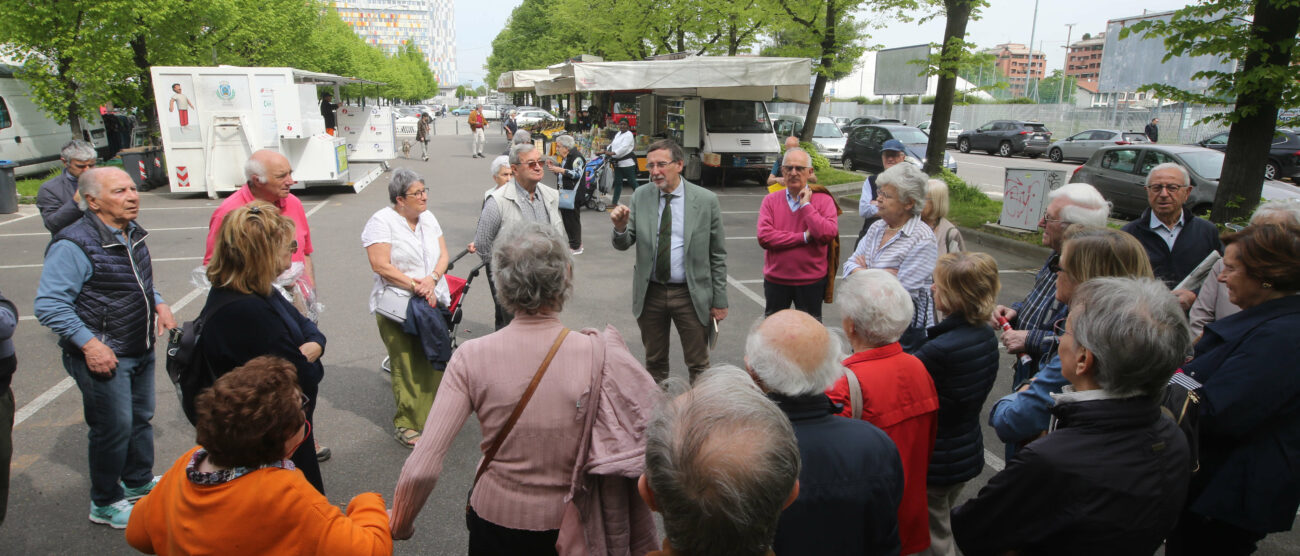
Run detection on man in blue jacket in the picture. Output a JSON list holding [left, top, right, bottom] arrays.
[[746, 309, 904, 555], [0, 287, 16, 527], [1121, 162, 1222, 311], [34, 168, 176, 529]]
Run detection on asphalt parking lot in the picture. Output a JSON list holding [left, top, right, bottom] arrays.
[[0, 123, 1295, 554]]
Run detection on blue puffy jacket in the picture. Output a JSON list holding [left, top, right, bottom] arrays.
[[914, 315, 1000, 485]]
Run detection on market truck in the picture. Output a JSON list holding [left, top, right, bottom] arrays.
[[150, 65, 392, 198], [520, 55, 812, 185], [0, 64, 109, 177]]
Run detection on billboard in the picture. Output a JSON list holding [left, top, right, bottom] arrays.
[[1097, 11, 1236, 94], [874, 44, 931, 96]]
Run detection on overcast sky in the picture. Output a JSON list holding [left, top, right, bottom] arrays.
[[453, 0, 1199, 87]]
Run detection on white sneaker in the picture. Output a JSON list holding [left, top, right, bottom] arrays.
[[571, 247, 584, 255]]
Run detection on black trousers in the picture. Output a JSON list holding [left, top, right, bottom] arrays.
[[466, 504, 559, 556], [559, 208, 581, 249], [485, 266, 513, 331], [763, 277, 827, 321], [1164, 510, 1268, 556]]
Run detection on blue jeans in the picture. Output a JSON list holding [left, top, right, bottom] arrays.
[[63, 351, 155, 506]]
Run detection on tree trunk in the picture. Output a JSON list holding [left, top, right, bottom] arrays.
[[924, 0, 974, 176], [57, 56, 83, 140], [67, 102, 84, 140], [131, 32, 158, 145], [1211, 0, 1300, 223], [800, 1, 838, 144]]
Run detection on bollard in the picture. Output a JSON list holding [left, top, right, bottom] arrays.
[[0, 161, 17, 214]]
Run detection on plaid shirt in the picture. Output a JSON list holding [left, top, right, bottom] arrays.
[[1010, 253, 1064, 385]]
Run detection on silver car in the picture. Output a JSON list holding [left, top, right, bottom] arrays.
[[1047, 129, 1150, 163], [917, 121, 962, 146]]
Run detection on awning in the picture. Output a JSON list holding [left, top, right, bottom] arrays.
[[287, 69, 384, 86], [496, 69, 557, 92], [527, 56, 812, 102]]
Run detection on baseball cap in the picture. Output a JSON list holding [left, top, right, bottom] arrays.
[[882, 139, 905, 152]]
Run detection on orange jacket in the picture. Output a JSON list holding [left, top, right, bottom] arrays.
[[469, 110, 486, 129], [126, 446, 393, 556]]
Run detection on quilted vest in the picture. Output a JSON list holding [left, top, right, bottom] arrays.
[[52, 211, 156, 357]]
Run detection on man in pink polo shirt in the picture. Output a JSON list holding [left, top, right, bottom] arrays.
[[756, 147, 839, 321], [202, 150, 315, 288]]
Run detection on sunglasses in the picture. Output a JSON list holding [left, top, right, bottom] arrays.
[[1053, 317, 1069, 337], [287, 240, 299, 254], [781, 165, 810, 174], [516, 160, 545, 169]]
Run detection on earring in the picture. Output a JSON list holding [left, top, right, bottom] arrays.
[[1263, 282, 1273, 289]]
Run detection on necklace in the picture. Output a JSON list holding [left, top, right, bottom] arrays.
[[885, 223, 904, 232]]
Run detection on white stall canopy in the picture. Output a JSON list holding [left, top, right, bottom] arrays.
[[496, 69, 558, 92], [530, 56, 812, 101]]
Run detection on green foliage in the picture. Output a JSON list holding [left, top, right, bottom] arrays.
[[1035, 70, 1077, 104], [815, 168, 863, 185], [799, 141, 831, 172], [938, 168, 1004, 229]]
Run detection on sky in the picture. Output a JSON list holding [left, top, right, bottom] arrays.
[[453, 0, 1200, 87]]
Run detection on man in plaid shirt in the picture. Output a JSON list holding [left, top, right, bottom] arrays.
[[992, 183, 1109, 387]]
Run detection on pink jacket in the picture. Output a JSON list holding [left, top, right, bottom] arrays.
[[560, 325, 660, 556]]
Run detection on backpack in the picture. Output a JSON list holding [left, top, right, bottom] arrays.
[[1161, 370, 1202, 473], [165, 295, 241, 425]]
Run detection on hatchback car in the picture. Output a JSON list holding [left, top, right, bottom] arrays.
[[1069, 144, 1300, 218], [917, 120, 963, 146], [1047, 129, 1150, 163], [516, 110, 560, 127], [843, 124, 957, 173], [842, 115, 904, 135], [774, 114, 847, 164], [1197, 129, 1300, 181], [957, 120, 1052, 157]]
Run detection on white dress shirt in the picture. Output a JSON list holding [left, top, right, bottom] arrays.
[[655, 182, 687, 283], [609, 131, 637, 168]]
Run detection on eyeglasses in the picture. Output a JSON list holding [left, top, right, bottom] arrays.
[[287, 240, 299, 254], [1048, 259, 1061, 274], [782, 165, 810, 174], [1145, 184, 1188, 193], [402, 188, 428, 198], [300, 392, 311, 411], [646, 161, 678, 170], [1053, 317, 1070, 337], [517, 160, 545, 169]]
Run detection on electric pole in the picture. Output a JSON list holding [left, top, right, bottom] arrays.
[[1024, 0, 1040, 98], [1058, 23, 1076, 104]]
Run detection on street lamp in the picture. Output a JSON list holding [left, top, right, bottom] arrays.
[[1058, 23, 1076, 105]]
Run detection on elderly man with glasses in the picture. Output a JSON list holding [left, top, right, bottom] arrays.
[[1120, 162, 1223, 310], [756, 148, 839, 321], [473, 142, 565, 329], [37, 140, 99, 235]]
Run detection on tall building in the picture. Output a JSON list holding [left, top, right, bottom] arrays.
[[1066, 32, 1105, 83], [985, 42, 1045, 96], [331, 0, 457, 87]]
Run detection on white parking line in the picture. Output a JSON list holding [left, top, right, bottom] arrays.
[[0, 226, 207, 238], [0, 213, 39, 227], [0, 256, 202, 270]]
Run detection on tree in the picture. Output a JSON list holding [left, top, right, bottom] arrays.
[[1125, 1, 1300, 223], [919, 0, 987, 175], [1035, 70, 1076, 104], [455, 85, 467, 101]]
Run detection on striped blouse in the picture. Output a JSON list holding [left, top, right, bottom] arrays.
[[842, 216, 939, 329]]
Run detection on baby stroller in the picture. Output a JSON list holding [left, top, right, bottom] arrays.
[[381, 248, 487, 372], [581, 155, 611, 212]]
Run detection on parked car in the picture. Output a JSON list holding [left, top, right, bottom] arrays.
[[1047, 129, 1150, 163], [451, 106, 474, 116], [917, 120, 963, 146], [480, 105, 502, 120], [833, 116, 851, 131], [843, 124, 957, 173], [1196, 129, 1300, 181], [773, 114, 847, 164], [957, 120, 1052, 157], [1069, 144, 1300, 218], [842, 115, 904, 134], [516, 109, 560, 127]]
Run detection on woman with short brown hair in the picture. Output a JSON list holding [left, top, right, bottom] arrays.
[[126, 357, 392, 555]]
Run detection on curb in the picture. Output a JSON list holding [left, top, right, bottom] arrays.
[[960, 226, 1051, 257]]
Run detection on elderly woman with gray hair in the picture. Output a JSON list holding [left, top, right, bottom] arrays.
[[843, 163, 938, 351], [547, 134, 586, 253], [1188, 198, 1300, 340], [362, 168, 451, 448], [826, 269, 939, 555], [390, 221, 657, 554], [952, 277, 1192, 555]]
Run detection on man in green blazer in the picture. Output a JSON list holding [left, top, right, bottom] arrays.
[[611, 139, 728, 382]]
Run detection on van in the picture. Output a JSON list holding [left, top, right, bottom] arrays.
[[773, 114, 847, 165], [639, 96, 780, 185], [0, 65, 109, 177]]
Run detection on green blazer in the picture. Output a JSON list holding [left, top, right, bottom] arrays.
[[611, 178, 728, 325]]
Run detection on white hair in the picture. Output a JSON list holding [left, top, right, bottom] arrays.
[[1048, 182, 1110, 227], [61, 140, 96, 162], [745, 317, 845, 396], [877, 163, 929, 216], [244, 157, 267, 183], [1145, 162, 1190, 187], [1252, 199, 1300, 226], [781, 147, 810, 166], [489, 155, 511, 178], [556, 134, 576, 149], [839, 270, 914, 347]]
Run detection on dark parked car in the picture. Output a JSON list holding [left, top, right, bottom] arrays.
[[842, 116, 904, 134], [1047, 129, 1150, 163], [1196, 129, 1300, 181], [1069, 144, 1300, 218], [843, 124, 957, 173], [957, 120, 1052, 158]]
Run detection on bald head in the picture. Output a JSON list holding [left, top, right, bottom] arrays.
[[784, 135, 800, 150], [745, 310, 844, 396], [244, 150, 295, 202]]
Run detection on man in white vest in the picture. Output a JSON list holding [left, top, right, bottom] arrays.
[[473, 142, 564, 329]]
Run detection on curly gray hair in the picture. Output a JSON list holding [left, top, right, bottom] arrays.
[[387, 168, 424, 204], [491, 221, 573, 315], [876, 163, 929, 217], [61, 140, 97, 162], [555, 134, 576, 149]]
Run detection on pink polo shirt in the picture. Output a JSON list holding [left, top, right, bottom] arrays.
[[202, 183, 313, 265]]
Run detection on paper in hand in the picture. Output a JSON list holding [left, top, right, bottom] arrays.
[[708, 318, 719, 350], [1174, 251, 1223, 292]]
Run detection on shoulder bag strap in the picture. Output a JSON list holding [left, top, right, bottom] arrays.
[[842, 367, 862, 420], [472, 327, 571, 488]]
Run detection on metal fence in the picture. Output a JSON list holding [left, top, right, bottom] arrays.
[[768, 102, 1233, 145]]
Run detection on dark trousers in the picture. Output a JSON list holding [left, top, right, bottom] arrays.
[[611, 165, 638, 206], [63, 351, 156, 506], [1165, 510, 1268, 556], [466, 504, 559, 556], [292, 385, 324, 494], [637, 282, 710, 383], [0, 355, 13, 526], [763, 278, 827, 321], [560, 208, 581, 249], [486, 266, 514, 331]]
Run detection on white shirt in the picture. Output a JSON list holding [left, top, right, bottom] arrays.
[[610, 131, 637, 168], [1148, 210, 1184, 251], [171, 92, 192, 110], [361, 206, 451, 311], [656, 181, 687, 283]]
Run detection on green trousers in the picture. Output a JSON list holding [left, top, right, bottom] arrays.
[[375, 315, 444, 431]]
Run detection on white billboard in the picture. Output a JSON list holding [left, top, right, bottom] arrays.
[[1097, 11, 1236, 94], [874, 45, 931, 96]]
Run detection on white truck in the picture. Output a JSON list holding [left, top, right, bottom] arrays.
[[0, 64, 109, 177], [522, 55, 812, 185], [149, 65, 394, 198]]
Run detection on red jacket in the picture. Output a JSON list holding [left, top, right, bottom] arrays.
[[828, 343, 939, 554]]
